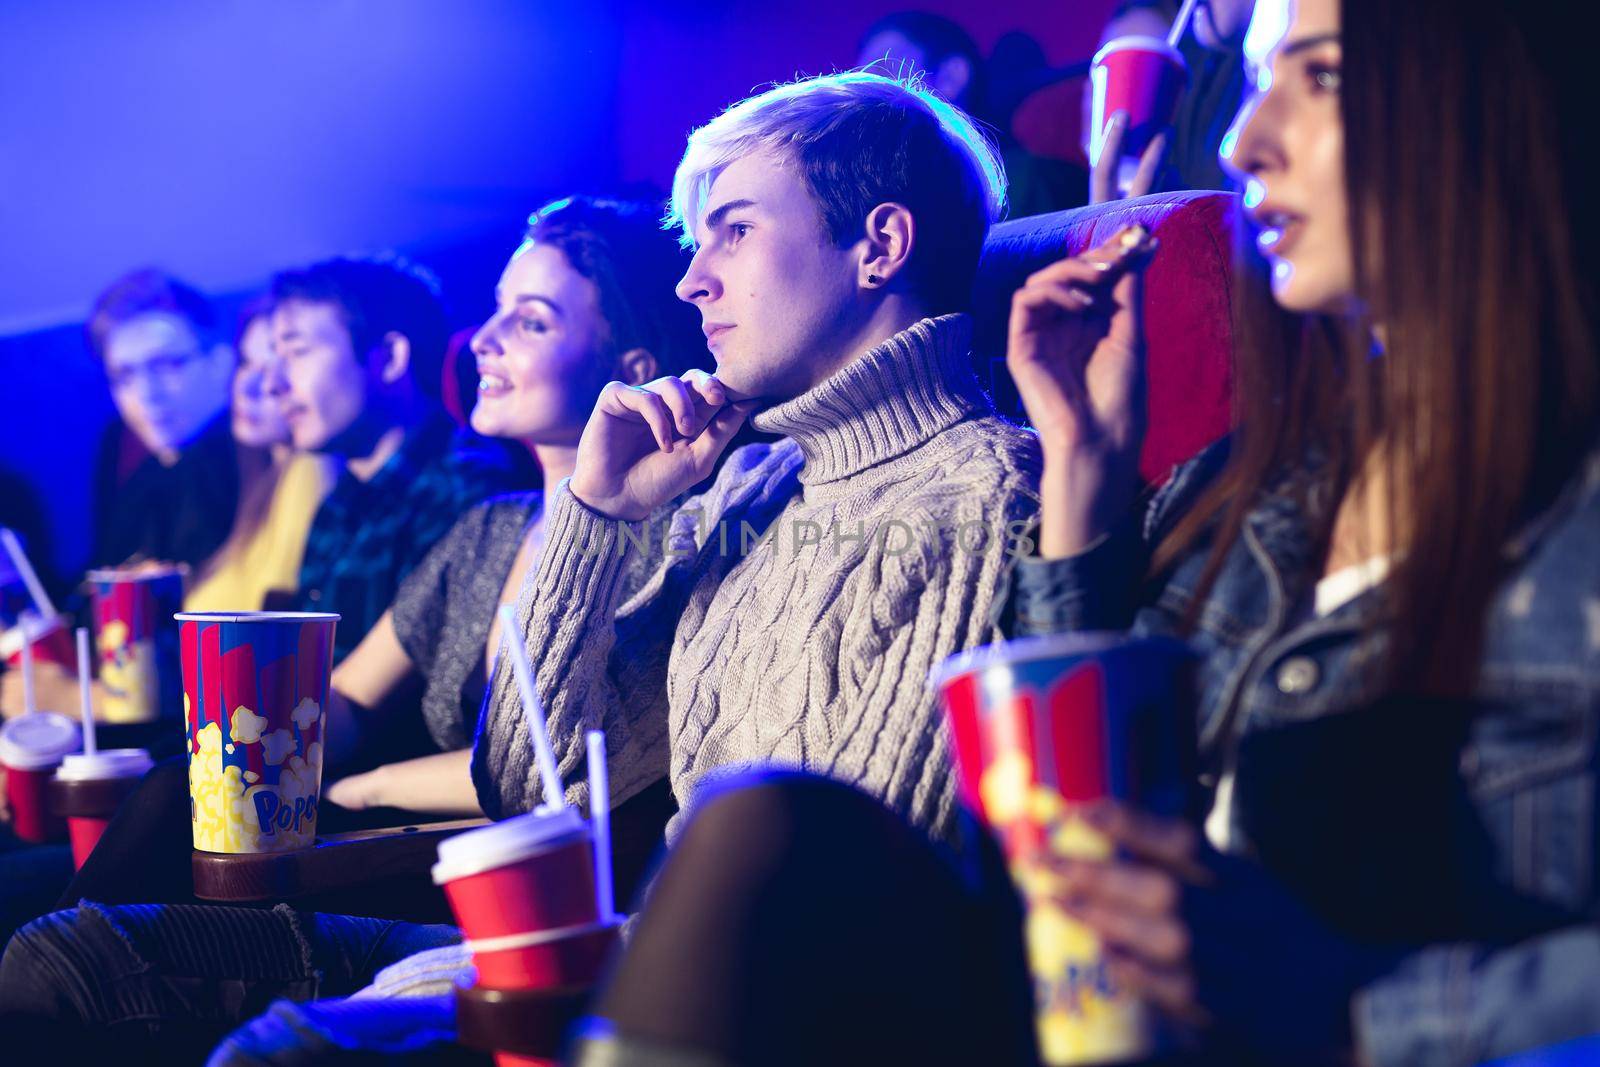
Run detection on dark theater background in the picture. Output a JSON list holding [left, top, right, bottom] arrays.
[[0, 0, 1113, 586]]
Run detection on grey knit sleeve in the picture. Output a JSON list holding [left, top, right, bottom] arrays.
[[471, 475, 724, 819]]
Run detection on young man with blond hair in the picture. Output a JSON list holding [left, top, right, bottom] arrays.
[[475, 70, 1039, 841]]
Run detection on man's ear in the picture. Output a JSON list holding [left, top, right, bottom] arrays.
[[858, 202, 916, 291], [617, 347, 659, 386], [374, 331, 412, 386], [931, 55, 973, 105]]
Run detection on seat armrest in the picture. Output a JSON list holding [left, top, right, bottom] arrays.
[[192, 817, 489, 903]]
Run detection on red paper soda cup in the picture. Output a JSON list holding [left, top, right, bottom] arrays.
[[49, 748, 155, 868], [176, 611, 338, 854], [1089, 36, 1189, 170], [934, 633, 1196, 1066], [464, 919, 620, 991], [499, 1052, 554, 1067], [2, 615, 78, 672], [433, 806, 608, 988], [88, 566, 186, 724], [0, 711, 81, 843]]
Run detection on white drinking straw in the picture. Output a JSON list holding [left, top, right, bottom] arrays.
[[497, 605, 565, 811], [76, 627, 97, 755], [586, 729, 616, 922], [19, 631, 36, 716], [1167, 0, 1202, 46], [1, 529, 56, 621]]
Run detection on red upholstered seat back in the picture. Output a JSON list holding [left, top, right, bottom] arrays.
[[440, 326, 479, 428], [971, 190, 1237, 484]]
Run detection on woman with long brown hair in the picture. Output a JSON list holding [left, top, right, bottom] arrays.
[[999, 0, 1600, 1060]]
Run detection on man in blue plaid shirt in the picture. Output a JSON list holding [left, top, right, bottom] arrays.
[[268, 256, 517, 664]]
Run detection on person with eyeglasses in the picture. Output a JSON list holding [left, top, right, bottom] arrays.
[[85, 269, 241, 574]]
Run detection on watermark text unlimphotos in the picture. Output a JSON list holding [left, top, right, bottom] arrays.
[[576, 513, 1037, 561]]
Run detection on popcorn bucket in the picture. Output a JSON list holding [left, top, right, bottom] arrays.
[[88, 566, 186, 723], [176, 612, 338, 854], [934, 633, 1196, 1065]]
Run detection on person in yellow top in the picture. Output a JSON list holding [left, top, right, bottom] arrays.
[[184, 297, 337, 611], [183, 451, 334, 611]]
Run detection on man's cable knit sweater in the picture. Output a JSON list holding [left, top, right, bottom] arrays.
[[472, 313, 1040, 842]]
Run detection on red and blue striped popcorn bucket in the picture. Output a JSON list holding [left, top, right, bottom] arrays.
[[88, 566, 186, 724], [933, 633, 1195, 1065], [176, 611, 338, 854]]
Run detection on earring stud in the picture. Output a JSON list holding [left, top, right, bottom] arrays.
[[867, 273, 881, 285]]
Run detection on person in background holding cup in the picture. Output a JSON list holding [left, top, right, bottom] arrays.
[[858, 11, 1087, 216], [1002, 0, 1600, 1061], [1087, 0, 1254, 203]]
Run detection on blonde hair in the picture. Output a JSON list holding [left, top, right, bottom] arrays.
[[667, 70, 1007, 311]]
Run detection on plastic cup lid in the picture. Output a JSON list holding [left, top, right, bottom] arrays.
[[172, 611, 340, 624], [55, 748, 155, 782], [432, 805, 588, 885], [85, 564, 187, 583], [0, 712, 82, 770], [930, 632, 1195, 688]]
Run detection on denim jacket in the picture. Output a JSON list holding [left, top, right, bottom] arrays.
[[1007, 438, 1600, 1067]]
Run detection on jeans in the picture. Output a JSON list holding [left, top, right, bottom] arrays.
[[0, 902, 463, 1066], [0, 838, 72, 947]]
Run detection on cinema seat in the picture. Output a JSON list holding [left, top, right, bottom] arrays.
[[972, 189, 1237, 484]]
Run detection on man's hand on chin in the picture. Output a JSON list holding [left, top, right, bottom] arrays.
[[569, 369, 758, 521]]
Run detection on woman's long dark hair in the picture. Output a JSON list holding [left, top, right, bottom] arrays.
[[524, 196, 710, 381], [1152, 0, 1599, 695]]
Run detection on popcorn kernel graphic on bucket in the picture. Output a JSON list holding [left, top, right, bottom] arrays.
[[1015, 802, 1147, 1065], [178, 613, 337, 855]]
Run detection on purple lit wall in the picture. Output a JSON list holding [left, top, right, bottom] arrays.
[[0, 2, 621, 334], [614, 0, 1115, 187]]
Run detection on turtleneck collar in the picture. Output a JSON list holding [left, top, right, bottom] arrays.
[[749, 313, 991, 484]]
